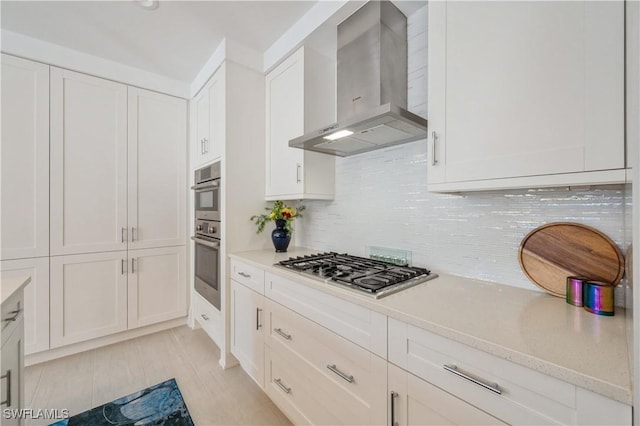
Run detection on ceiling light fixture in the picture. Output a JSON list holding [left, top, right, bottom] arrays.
[[137, 0, 159, 11]]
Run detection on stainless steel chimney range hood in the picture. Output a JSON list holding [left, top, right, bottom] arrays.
[[289, 0, 427, 157]]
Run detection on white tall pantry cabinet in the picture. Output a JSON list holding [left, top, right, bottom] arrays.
[[49, 69, 188, 348], [1, 55, 188, 357], [1, 54, 51, 356]]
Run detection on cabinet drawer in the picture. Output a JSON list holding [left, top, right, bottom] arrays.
[[265, 272, 387, 357], [230, 259, 265, 294], [193, 292, 221, 344], [1, 288, 24, 347], [265, 342, 384, 425], [266, 298, 386, 423], [389, 318, 575, 425]]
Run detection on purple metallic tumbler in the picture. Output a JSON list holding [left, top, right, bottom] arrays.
[[566, 276, 587, 307]]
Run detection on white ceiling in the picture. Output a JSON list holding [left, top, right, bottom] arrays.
[[1, 0, 426, 86], [0, 0, 318, 82]]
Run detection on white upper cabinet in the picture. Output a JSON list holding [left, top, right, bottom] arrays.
[[1, 55, 49, 260], [192, 64, 224, 168], [428, 1, 625, 192], [128, 88, 187, 249], [265, 46, 335, 200], [50, 67, 128, 255]]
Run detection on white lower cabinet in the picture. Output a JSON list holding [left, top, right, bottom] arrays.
[[1, 287, 25, 426], [388, 318, 632, 425], [388, 363, 504, 426], [127, 246, 187, 329], [50, 252, 128, 347], [51, 247, 187, 348], [230, 280, 265, 388], [0, 258, 49, 355], [265, 298, 387, 425]]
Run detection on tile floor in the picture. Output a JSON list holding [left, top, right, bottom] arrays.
[[24, 326, 291, 425]]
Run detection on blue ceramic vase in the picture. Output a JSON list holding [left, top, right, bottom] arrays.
[[271, 219, 291, 253]]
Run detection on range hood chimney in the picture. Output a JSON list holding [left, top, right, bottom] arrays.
[[289, 0, 427, 157]]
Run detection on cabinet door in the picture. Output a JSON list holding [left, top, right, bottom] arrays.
[[0, 320, 24, 425], [265, 48, 305, 198], [0, 258, 49, 355], [50, 251, 128, 347], [388, 363, 504, 426], [50, 68, 128, 255], [230, 280, 264, 388], [193, 66, 224, 167], [128, 88, 187, 249], [128, 246, 187, 329], [1, 54, 49, 260], [428, 1, 624, 189]]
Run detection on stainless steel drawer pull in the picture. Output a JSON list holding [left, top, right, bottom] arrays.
[[238, 272, 251, 278], [121, 259, 127, 275], [296, 164, 302, 183], [326, 364, 354, 383], [2, 309, 21, 323], [131, 227, 136, 242], [443, 364, 502, 395], [1, 370, 11, 406], [201, 314, 209, 321], [274, 328, 292, 340], [121, 227, 127, 243], [274, 378, 291, 394], [389, 391, 398, 426], [131, 258, 137, 274], [256, 308, 262, 330]]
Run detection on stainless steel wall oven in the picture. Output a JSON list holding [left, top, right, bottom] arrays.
[[192, 162, 221, 310]]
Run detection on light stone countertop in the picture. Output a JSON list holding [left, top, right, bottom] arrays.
[[1, 274, 31, 305], [229, 247, 632, 405]]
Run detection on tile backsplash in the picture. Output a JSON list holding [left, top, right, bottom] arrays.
[[297, 5, 631, 297]]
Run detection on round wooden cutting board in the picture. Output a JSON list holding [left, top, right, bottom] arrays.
[[518, 223, 624, 297]]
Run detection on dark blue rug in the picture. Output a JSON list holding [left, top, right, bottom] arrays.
[[50, 378, 194, 426]]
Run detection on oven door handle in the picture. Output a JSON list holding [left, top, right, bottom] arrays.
[[190, 181, 220, 191], [191, 236, 220, 249]]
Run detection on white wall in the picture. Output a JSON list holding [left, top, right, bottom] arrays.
[[298, 5, 630, 297]]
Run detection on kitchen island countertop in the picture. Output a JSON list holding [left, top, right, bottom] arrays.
[[230, 247, 632, 405], [1, 274, 31, 305]]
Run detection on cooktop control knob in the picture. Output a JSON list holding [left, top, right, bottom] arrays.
[[196, 224, 203, 231], [208, 226, 216, 234]]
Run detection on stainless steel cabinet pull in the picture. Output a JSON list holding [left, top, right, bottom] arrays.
[[274, 378, 291, 394], [274, 328, 292, 340], [256, 308, 262, 330], [389, 391, 398, 426], [443, 364, 502, 395], [431, 131, 438, 166], [2, 309, 21, 323], [296, 164, 301, 183], [1, 370, 11, 406], [238, 272, 251, 278], [203, 138, 208, 154], [131, 227, 136, 242], [200, 139, 205, 155], [326, 364, 354, 383], [131, 258, 137, 274], [121, 227, 127, 243], [201, 314, 209, 321], [121, 259, 127, 275]]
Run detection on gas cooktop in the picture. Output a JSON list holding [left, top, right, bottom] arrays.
[[276, 252, 437, 299]]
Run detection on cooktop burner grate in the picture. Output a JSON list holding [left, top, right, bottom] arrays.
[[277, 252, 436, 298]]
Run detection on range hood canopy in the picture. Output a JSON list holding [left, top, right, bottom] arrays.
[[289, 0, 427, 157]]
